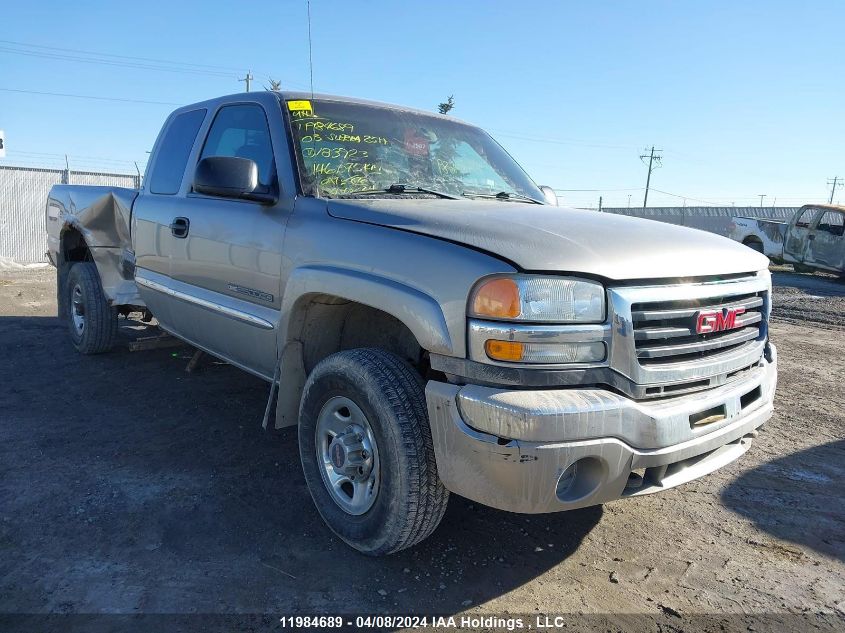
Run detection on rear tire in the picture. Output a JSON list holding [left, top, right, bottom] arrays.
[[66, 262, 118, 354], [743, 238, 764, 254], [298, 348, 449, 556]]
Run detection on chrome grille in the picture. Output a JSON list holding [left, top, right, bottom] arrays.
[[631, 291, 766, 367]]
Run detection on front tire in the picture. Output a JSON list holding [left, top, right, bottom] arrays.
[[298, 348, 449, 556], [66, 262, 118, 354]]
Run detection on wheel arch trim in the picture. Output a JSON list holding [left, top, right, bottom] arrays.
[[279, 265, 453, 356]]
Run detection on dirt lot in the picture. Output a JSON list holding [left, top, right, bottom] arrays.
[[1, 267, 843, 632]]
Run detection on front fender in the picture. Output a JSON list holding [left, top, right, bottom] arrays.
[[279, 264, 453, 356]]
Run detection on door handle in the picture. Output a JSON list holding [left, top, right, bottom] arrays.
[[170, 217, 190, 238]]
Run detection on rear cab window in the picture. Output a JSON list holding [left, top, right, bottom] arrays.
[[817, 210, 845, 236], [148, 109, 207, 195]]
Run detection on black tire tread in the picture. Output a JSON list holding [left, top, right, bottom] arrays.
[[353, 348, 450, 552], [300, 348, 449, 555], [66, 262, 118, 354]]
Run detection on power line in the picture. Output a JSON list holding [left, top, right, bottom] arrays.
[[0, 38, 246, 72], [490, 129, 640, 150], [0, 45, 239, 78], [639, 146, 662, 208], [648, 188, 723, 206], [0, 87, 181, 106], [0, 39, 311, 90]]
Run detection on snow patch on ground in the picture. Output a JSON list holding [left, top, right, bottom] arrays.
[[0, 256, 49, 271]]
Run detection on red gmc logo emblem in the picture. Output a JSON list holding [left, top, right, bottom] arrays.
[[696, 307, 745, 334]]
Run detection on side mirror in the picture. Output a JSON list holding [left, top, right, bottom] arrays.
[[539, 185, 558, 206], [193, 156, 276, 204]]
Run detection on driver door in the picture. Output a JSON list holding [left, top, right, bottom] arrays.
[[783, 206, 821, 264], [167, 99, 288, 378], [805, 209, 845, 272]]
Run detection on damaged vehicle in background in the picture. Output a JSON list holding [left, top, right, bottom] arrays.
[[45, 91, 778, 555], [729, 204, 845, 275]]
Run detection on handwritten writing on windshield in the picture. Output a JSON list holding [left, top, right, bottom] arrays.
[[292, 108, 395, 193], [312, 162, 382, 175]]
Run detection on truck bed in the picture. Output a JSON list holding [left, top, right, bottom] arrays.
[[728, 215, 787, 259], [733, 215, 787, 226], [46, 184, 141, 305]]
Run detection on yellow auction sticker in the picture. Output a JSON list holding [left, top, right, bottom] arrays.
[[287, 100, 313, 112]]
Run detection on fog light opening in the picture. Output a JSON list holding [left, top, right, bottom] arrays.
[[556, 462, 578, 497], [555, 457, 606, 503]]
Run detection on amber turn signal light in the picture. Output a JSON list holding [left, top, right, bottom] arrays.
[[471, 278, 520, 319], [485, 340, 524, 362]]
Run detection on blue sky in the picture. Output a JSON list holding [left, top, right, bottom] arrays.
[[1, 0, 842, 208]]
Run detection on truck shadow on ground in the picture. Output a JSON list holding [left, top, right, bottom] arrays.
[[0, 316, 602, 617], [720, 439, 844, 562], [771, 271, 845, 296]]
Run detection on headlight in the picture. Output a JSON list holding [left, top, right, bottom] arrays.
[[469, 275, 605, 323]]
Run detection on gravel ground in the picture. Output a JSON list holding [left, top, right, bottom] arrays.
[[770, 266, 845, 328], [0, 266, 843, 632]]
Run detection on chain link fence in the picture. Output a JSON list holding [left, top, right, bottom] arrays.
[[0, 164, 140, 264]]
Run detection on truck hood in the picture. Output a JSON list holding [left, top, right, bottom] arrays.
[[327, 199, 769, 281]]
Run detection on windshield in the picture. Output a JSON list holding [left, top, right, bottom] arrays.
[[284, 98, 544, 201]]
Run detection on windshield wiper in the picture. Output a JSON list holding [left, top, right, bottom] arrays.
[[338, 183, 460, 200], [463, 190, 543, 204]]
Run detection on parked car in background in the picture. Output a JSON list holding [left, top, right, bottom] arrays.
[[729, 204, 845, 275]]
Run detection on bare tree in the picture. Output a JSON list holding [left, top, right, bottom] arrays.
[[438, 95, 455, 115], [265, 78, 282, 92]]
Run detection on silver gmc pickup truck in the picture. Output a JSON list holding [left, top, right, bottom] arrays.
[[46, 91, 777, 555]]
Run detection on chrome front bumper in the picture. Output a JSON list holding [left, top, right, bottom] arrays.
[[426, 344, 777, 514]]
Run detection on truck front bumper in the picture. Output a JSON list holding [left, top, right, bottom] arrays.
[[426, 344, 777, 514]]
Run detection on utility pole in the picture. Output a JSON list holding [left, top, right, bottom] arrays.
[[828, 177, 841, 204], [639, 146, 662, 208], [239, 70, 254, 92], [758, 194, 766, 207], [598, 196, 603, 212]]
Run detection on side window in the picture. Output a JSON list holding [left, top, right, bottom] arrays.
[[817, 211, 845, 237], [200, 104, 275, 187], [794, 208, 815, 228], [148, 109, 206, 195]]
